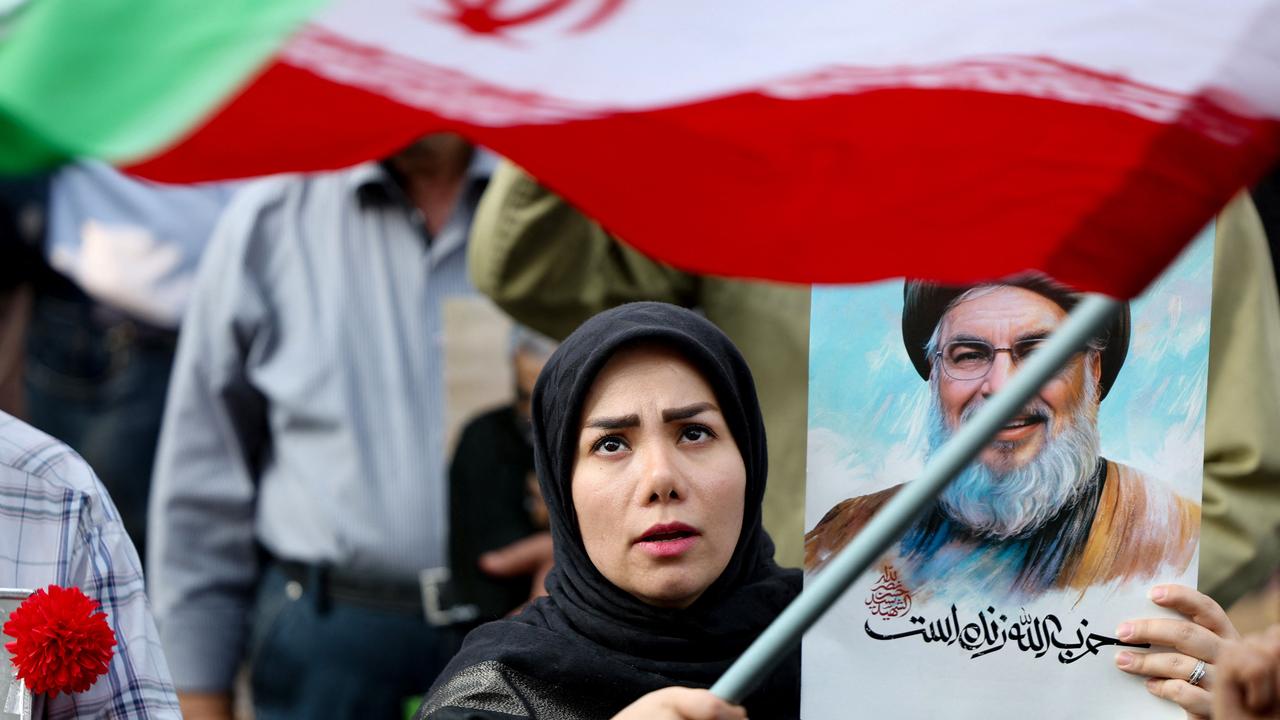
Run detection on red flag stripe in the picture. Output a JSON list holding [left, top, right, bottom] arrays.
[[126, 57, 1280, 297]]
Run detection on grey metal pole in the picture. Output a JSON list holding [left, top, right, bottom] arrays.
[[711, 293, 1122, 703]]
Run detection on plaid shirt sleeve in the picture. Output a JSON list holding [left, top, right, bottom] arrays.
[[0, 412, 181, 719]]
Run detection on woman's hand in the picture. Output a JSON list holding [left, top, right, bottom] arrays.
[[611, 687, 747, 720], [1114, 584, 1241, 719], [1213, 626, 1280, 719]]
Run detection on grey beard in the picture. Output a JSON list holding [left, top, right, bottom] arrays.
[[927, 368, 1101, 540]]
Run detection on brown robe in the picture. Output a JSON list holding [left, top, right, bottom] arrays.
[[805, 460, 1200, 595]]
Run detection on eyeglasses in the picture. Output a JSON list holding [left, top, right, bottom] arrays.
[[935, 338, 1047, 381]]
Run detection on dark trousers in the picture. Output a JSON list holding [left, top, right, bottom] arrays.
[[23, 291, 175, 561], [249, 565, 464, 720]]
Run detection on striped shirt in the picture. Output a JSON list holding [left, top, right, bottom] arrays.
[[148, 154, 492, 691], [0, 411, 180, 719]]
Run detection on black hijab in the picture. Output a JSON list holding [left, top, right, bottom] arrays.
[[432, 302, 801, 718]]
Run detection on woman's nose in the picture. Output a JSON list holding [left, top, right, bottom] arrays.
[[640, 444, 683, 503]]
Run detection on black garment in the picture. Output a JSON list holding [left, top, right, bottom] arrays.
[[419, 302, 801, 720], [0, 174, 50, 292], [449, 405, 540, 619], [1253, 164, 1280, 291]]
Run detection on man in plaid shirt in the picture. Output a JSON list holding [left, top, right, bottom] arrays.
[[0, 410, 179, 718]]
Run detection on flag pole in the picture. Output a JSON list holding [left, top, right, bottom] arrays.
[[711, 293, 1122, 704]]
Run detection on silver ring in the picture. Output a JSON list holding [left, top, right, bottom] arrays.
[[1187, 659, 1207, 687]]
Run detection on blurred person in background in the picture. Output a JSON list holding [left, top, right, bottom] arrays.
[[447, 324, 556, 621], [148, 134, 496, 720], [1202, 194, 1280, 611], [1, 161, 240, 561], [467, 164, 1280, 612], [0, 172, 45, 416]]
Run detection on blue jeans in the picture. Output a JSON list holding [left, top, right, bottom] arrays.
[[23, 292, 175, 561], [249, 565, 463, 720]]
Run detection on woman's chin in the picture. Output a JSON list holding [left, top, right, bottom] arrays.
[[627, 574, 714, 609]]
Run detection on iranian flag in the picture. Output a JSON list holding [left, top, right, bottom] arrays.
[[2, 0, 1279, 296]]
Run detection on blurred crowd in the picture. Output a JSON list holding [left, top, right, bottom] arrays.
[[2, 136, 1280, 719]]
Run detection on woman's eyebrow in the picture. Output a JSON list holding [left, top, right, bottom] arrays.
[[585, 413, 640, 430], [662, 402, 718, 422]]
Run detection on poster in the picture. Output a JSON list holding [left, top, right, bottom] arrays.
[[802, 227, 1213, 718]]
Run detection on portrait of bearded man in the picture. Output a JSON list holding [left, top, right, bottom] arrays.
[[805, 276, 1201, 602]]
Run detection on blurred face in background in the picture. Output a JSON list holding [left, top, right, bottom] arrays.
[[389, 133, 473, 177], [571, 344, 745, 608], [516, 347, 552, 526], [514, 349, 545, 432]]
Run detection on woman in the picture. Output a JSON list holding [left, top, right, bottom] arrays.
[[419, 302, 800, 719]]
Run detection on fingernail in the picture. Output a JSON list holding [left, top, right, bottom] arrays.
[[1116, 623, 1133, 640], [1116, 651, 1132, 668], [1149, 586, 1167, 602], [1145, 678, 1160, 693]]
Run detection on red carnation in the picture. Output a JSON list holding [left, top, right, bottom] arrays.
[[3, 585, 116, 696]]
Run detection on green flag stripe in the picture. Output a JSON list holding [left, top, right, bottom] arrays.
[[0, 0, 328, 173]]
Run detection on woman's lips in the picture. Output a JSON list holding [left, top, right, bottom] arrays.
[[635, 522, 701, 558]]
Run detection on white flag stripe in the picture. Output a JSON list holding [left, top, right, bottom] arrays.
[[283, 28, 1258, 143], [299, 0, 1280, 121], [282, 26, 602, 125]]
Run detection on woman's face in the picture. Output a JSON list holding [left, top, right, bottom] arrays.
[[572, 344, 747, 609]]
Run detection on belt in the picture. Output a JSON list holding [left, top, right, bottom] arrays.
[[273, 560, 480, 627], [94, 311, 178, 351]]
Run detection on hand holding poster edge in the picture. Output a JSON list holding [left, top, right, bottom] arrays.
[[711, 293, 1123, 704]]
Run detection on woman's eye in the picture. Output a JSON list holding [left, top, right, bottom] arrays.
[[679, 425, 715, 443], [591, 436, 629, 455]]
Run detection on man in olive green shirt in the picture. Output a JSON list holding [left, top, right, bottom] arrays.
[[468, 161, 1280, 607]]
